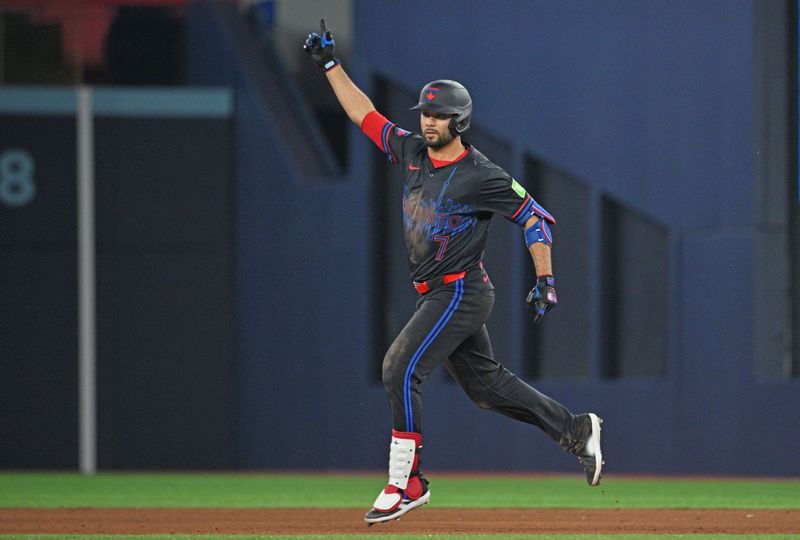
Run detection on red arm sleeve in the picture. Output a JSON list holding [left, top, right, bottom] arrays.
[[360, 110, 391, 150], [361, 110, 421, 165]]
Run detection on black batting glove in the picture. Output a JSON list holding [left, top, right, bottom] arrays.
[[526, 275, 558, 324], [303, 19, 340, 72]]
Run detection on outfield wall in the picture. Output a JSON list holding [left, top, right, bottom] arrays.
[[182, 1, 799, 475], [0, 87, 235, 469], [192, 0, 798, 475], [2, 1, 798, 476]]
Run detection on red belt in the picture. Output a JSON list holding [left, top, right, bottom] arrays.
[[413, 271, 466, 294]]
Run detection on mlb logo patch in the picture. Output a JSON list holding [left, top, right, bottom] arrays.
[[396, 128, 411, 137]]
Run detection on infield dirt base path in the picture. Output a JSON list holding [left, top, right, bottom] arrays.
[[1, 508, 799, 535]]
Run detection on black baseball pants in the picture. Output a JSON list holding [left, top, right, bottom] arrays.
[[382, 270, 590, 452]]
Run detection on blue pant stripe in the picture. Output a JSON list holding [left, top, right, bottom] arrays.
[[403, 279, 464, 432]]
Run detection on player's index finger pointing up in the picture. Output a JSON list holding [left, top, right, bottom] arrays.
[[320, 19, 327, 35]]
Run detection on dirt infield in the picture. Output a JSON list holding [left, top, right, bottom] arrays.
[[1, 508, 799, 535]]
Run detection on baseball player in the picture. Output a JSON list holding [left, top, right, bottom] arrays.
[[304, 20, 604, 525]]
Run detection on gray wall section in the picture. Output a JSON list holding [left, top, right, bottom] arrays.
[[0, 116, 78, 468], [0, 91, 234, 469], [754, 0, 794, 379], [93, 117, 234, 469], [525, 164, 593, 380]]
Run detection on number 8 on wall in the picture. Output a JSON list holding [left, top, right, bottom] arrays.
[[0, 148, 37, 207]]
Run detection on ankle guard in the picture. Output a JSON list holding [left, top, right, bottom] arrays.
[[388, 430, 421, 490], [372, 430, 424, 513]]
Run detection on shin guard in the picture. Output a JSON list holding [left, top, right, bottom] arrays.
[[371, 430, 425, 512]]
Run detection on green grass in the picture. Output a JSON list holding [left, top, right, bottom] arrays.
[[2, 473, 798, 539], [0, 472, 798, 509], [1, 536, 799, 540]]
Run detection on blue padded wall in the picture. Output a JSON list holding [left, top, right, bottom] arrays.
[[185, 0, 799, 475]]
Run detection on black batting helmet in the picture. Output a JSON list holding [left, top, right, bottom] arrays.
[[410, 80, 472, 136]]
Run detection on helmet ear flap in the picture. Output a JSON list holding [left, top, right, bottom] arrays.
[[449, 117, 459, 136], [449, 116, 469, 136]]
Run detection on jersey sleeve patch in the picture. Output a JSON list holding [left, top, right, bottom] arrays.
[[510, 178, 527, 199]]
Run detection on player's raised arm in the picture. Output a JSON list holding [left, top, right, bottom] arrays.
[[303, 19, 375, 126]]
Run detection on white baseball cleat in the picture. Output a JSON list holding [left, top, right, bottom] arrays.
[[364, 489, 431, 525], [579, 413, 604, 486]]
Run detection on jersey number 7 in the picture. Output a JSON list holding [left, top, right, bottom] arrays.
[[433, 234, 450, 261]]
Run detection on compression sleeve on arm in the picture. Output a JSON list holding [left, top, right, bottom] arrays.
[[361, 110, 399, 163]]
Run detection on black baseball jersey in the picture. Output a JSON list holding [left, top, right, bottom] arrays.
[[362, 111, 538, 283]]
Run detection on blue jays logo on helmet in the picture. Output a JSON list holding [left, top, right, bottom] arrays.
[[425, 87, 440, 101]]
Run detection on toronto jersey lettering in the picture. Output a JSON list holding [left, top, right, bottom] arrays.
[[362, 111, 540, 283]]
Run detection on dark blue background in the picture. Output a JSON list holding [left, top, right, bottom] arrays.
[[186, 1, 799, 475]]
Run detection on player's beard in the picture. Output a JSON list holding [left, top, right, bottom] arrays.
[[424, 128, 454, 149]]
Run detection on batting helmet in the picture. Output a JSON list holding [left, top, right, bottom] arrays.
[[410, 80, 472, 136]]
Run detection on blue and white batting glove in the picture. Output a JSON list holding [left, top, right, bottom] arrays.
[[526, 275, 557, 324], [303, 19, 340, 72]]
